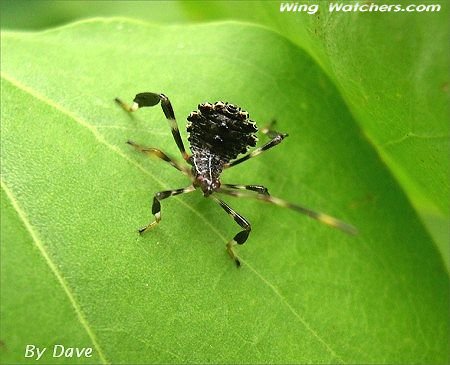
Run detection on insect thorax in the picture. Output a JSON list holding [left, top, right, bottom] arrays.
[[187, 101, 258, 195]]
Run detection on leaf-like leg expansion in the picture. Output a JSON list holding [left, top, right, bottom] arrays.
[[139, 185, 196, 234], [115, 93, 190, 161], [222, 183, 270, 196], [210, 196, 251, 267], [218, 188, 358, 235], [126, 140, 189, 175]]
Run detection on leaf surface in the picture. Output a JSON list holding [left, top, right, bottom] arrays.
[[1, 19, 448, 364], [178, 0, 450, 272]]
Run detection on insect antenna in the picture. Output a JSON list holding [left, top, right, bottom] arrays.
[[217, 188, 358, 235]]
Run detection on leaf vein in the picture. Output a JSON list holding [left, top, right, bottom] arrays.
[[2, 71, 344, 363], [241, 257, 345, 363], [0, 179, 109, 364]]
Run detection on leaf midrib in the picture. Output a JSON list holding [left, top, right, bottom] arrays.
[[1, 179, 109, 364]]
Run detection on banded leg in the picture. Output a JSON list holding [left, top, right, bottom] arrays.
[[126, 140, 189, 175], [225, 123, 288, 168], [218, 188, 358, 235], [211, 196, 251, 267], [139, 185, 196, 234], [115, 92, 189, 161], [223, 183, 270, 196]]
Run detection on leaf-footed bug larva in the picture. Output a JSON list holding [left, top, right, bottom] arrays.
[[115, 93, 357, 267]]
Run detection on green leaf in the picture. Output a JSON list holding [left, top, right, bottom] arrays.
[[177, 0, 450, 275], [1, 19, 448, 364], [3, 0, 447, 268]]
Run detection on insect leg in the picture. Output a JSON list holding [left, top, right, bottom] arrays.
[[139, 185, 196, 234], [222, 183, 270, 196], [126, 140, 189, 175], [260, 119, 282, 139], [218, 188, 358, 235], [210, 196, 251, 267], [225, 130, 288, 168], [115, 93, 190, 161]]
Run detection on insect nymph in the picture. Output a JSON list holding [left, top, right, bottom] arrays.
[[115, 92, 357, 267]]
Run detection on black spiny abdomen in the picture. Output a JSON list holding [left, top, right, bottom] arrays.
[[187, 101, 258, 163]]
